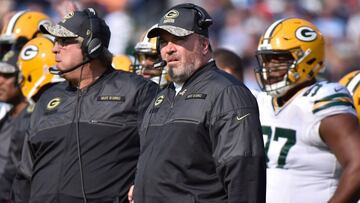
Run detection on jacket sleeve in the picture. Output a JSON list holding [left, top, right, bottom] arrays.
[[11, 132, 32, 203], [135, 80, 160, 129], [0, 132, 24, 202], [0, 123, 12, 201], [209, 85, 266, 203]]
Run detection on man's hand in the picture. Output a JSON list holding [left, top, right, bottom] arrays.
[[128, 185, 134, 203]]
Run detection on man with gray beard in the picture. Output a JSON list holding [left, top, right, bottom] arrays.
[[129, 3, 266, 203]]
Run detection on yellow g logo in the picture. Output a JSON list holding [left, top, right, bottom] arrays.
[[47, 97, 61, 110], [154, 95, 165, 106], [62, 11, 74, 23], [164, 10, 179, 19]]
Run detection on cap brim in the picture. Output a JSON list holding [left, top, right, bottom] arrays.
[[0, 62, 16, 74], [0, 35, 15, 44], [147, 25, 194, 38], [40, 24, 78, 38]]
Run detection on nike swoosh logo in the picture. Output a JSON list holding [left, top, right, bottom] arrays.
[[334, 87, 344, 92], [236, 113, 250, 121]]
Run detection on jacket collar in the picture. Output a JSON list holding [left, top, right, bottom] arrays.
[[181, 60, 216, 89], [65, 66, 114, 92]]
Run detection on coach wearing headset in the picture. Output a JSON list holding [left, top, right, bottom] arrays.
[[12, 8, 159, 203], [130, 3, 266, 203]]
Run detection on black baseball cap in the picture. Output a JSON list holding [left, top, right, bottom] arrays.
[[0, 50, 19, 74], [40, 8, 111, 48], [147, 3, 213, 38]]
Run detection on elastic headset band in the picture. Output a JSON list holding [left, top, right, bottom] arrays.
[[84, 8, 94, 57], [171, 4, 212, 29]]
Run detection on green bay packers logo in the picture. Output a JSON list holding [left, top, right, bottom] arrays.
[[154, 95, 165, 107], [62, 11, 74, 23], [295, 26, 317, 42], [20, 45, 38, 61], [86, 29, 92, 36], [47, 97, 61, 110], [164, 10, 179, 19]]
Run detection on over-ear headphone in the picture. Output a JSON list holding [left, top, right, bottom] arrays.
[[172, 3, 213, 30], [82, 8, 103, 60]]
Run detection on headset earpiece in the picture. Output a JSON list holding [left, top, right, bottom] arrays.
[[87, 38, 102, 58], [15, 70, 22, 87], [193, 6, 213, 29], [83, 8, 103, 60]]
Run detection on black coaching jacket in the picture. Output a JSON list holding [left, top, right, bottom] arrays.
[[134, 61, 266, 203], [12, 68, 159, 203], [0, 105, 32, 202]]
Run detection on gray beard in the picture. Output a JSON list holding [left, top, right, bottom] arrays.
[[168, 63, 196, 83]]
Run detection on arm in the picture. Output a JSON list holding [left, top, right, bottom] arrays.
[[211, 86, 266, 203], [10, 132, 33, 203], [135, 80, 160, 130], [320, 113, 360, 203]]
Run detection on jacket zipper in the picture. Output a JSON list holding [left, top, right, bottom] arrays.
[[89, 120, 136, 127]]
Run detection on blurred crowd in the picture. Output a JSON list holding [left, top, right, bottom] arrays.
[[2, 0, 360, 88]]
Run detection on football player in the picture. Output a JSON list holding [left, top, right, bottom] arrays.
[[0, 49, 29, 202], [0, 10, 51, 58], [253, 18, 360, 202], [18, 35, 65, 103], [339, 71, 360, 122], [6, 35, 64, 202], [133, 25, 169, 88]]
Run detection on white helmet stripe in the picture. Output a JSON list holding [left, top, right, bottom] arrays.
[[261, 18, 287, 48], [347, 72, 360, 95], [5, 10, 26, 35], [27, 74, 46, 100]]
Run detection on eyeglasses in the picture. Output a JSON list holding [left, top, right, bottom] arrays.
[[55, 37, 82, 47]]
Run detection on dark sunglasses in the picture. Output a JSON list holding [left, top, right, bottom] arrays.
[[55, 37, 81, 47]]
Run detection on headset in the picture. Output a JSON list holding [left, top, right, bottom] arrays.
[[171, 3, 213, 30], [74, 8, 104, 203], [82, 8, 103, 60]]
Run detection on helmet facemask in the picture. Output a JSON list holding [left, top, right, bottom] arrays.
[[133, 29, 169, 87], [133, 52, 160, 75], [255, 51, 298, 97]]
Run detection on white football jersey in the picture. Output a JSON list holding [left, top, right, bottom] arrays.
[[253, 81, 356, 203], [0, 102, 11, 120]]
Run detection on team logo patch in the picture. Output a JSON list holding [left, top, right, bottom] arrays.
[[295, 26, 317, 42], [86, 29, 91, 36], [163, 9, 179, 24], [164, 9, 179, 19], [62, 12, 74, 23], [47, 97, 61, 110], [154, 95, 165, 106], [97, 95, 125, 102], [20, 45, 38, 61], [185, 93, 207, 100]]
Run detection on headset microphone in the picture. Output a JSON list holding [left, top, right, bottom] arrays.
[[49, 59, 90, 75], [152, 60, 167, 69]]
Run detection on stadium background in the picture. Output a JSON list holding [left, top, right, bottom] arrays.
[[2, 0, 360, 88]]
